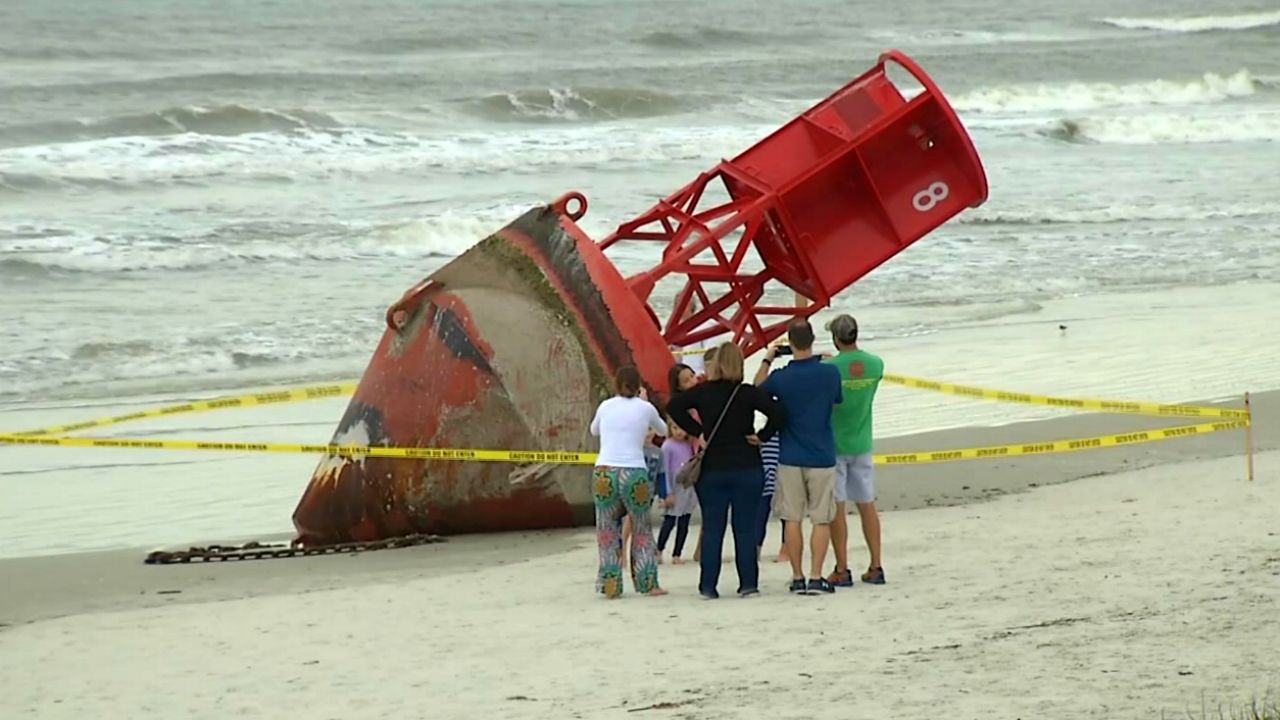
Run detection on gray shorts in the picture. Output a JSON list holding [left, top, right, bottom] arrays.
[[834, 454, 875, 504]]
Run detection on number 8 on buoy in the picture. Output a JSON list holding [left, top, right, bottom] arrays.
[[912, 181, 950, 212]]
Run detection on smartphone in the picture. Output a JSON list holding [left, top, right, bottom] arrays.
[[775, 345, 793, 356]]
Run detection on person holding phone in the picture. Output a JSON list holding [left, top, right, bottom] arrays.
[[753, 319, 844, 595]]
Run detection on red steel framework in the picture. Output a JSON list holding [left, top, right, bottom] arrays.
[[599, 50, 989, 355]]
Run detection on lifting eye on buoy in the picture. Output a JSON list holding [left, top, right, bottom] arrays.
[[384, 280, 439, 333], [551, 192, 588, 222]]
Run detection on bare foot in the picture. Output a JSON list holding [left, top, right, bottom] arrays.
[[672, 557, 687, 565], [645, 587, 669, 597], [657, 555, 665, 565]]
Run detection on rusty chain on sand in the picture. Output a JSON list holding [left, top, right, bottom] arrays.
[[143, 534, 446, 565]]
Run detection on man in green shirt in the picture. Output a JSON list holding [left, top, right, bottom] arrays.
[[824, 314, 886, 586]]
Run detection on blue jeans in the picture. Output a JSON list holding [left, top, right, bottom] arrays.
[[694, 466, 764, 594]]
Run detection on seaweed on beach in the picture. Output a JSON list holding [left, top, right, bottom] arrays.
[[1171, 692, 1280, 720]]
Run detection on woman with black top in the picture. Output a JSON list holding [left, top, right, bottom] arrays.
[[667, 342, 786, 599]]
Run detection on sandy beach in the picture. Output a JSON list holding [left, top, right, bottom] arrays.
[[1, 423, 1274, 719], [4, 1, 1279, 715]]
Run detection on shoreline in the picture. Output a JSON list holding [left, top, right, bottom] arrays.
[[1, 389, 1271, 629]]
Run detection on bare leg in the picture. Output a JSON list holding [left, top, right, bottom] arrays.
[[693, 527, 703, 562], [809, 523, 832, 580], [830, 501, 850, 573], [857, 502, 883, 569], [783, 520, 805, 579]]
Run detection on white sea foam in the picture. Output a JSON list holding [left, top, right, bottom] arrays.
[[0, 318, 379, 402], [1100, 10, 1280, 33], [1052, 110, 1280, 145], [0, 124, 768, 190], [961, 201, 1280, 225], [864, 27, 1111, 47], [0, 212, 513, 273], [952, 70, 1259, 114]]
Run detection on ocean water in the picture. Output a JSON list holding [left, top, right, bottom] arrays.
[[3, 0, 1280, 404], [1, 0, 1279, 555]]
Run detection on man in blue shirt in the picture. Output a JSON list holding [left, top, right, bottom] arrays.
[[754, 319, 843, 595]]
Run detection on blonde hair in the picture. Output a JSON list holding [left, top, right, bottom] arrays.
[[709, 341, 744, 383], [702, 346, 720, 381]]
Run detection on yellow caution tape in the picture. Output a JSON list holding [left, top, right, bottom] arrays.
[[0, 419, 1248, 465], [874, 419, 1248, 465], [7, 356, 1249, 450], [882, 374, 1248, 420], [0, 434, 597, 464], [14, 383, 358, 437], [672, 346, 1243, 419]]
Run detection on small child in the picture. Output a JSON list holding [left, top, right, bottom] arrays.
[[657, 418, 696, 564], [756, 434, 786, 562]]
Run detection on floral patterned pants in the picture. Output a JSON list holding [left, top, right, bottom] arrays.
[[593, 465, 659, 597]]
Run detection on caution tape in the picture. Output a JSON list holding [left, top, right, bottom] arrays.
[[0, 419, 1248, 466], [3, 355, 1250, 472], [874, 420, 1248, 465], [882, 374, 1248, 420], [14, 383, 358, 437], [672, 345, 1244, 419], [0, 434, 597, 464]]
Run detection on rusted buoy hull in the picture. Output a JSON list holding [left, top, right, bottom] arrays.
[[292, 203, 672, 544]]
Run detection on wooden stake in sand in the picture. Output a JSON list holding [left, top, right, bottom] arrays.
[[1245, 392, 1255, 482]]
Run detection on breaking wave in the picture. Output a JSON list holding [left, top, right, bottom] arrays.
[[1, 323, 378, 403], [347, 34, 479, 54], [0, 105, 339, 148], [1100, 10, 1280, 33], [1046, 111, 1280, 145], [459, 87, 693, 122], [962, 202, 1280, 226], [0, 123, 765, 193], [863, 27, 1108, 47], [951, 70, 1261, 114], [637, 27, 766, 50], [0, 214, 513, 275]]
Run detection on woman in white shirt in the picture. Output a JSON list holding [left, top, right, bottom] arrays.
[[589, 365, 669, 598]]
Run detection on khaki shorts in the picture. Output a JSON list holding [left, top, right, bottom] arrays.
[[774, 465, 837, 524]]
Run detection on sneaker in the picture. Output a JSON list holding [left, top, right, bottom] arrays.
[[700, 588, 720, 600], [862, 567, 886, 585], [807, 578, 836, 594], [827, 569, 855, 588], [738, 588, 760, 598], [788, 578, 808, 594]]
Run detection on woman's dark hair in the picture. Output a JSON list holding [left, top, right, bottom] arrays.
[[667, 363, 693, 397], [615, 365, 643, 398]]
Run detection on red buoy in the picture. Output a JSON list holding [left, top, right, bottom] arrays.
[[291, 50, 987, 544]]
